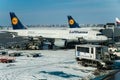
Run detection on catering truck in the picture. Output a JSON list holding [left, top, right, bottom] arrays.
[[75, 44, 119, 69]]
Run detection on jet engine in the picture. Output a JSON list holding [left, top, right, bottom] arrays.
[[54, 39, 67, 47]]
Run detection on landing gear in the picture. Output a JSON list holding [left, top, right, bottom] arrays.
[[47, 41, 54, 49], [48, 44, 54, 49]]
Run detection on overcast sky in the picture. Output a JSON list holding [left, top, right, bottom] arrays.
[[0, 0, 120, 26]]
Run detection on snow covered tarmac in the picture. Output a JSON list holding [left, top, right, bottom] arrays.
[[0, 49, 95, 80]]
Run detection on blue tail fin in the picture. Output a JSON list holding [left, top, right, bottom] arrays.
[[10, 12, 27, 29], [67, 16, 80, 28]]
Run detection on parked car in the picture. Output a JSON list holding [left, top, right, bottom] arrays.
[[9, 52, 22, 57], [26, 53, 42, 57]]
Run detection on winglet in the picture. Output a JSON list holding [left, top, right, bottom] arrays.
[[10, 12, 27, 29], [67, 15, 80, 28]]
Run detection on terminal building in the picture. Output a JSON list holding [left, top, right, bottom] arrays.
[[101, 23, 120, 42]]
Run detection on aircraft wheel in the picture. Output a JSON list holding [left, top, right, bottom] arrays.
[[48, 44, 53, 49]]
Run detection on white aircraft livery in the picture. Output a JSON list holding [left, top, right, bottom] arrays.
[[7, 12, 108, 47], [116, 17, 120, 26]]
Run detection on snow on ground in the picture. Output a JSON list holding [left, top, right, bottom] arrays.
[[0, 49, 95, 80]]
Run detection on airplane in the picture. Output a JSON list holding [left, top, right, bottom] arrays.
[[67, 15, 105, 30], [116, 17, 120, 26], [6, 12, 108, 48]]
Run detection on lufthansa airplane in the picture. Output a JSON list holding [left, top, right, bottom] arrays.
[[67, 15, 105, 31], [7, 12, 108, 47]]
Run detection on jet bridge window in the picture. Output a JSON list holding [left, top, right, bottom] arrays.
[[77, 47, 89, 53]]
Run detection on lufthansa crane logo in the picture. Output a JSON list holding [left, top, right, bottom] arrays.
[[69, 19, 74, 25], [12, 17, 18, 25]]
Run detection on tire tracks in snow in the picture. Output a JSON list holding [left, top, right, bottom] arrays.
[[0, 57, 74, 80]]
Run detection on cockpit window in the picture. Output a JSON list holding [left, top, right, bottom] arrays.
[[96, 33, 103, 36]]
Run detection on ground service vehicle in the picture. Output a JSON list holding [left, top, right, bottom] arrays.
[[75, 44, 118, 69]]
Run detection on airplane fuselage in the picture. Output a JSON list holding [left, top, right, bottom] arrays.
[[8, 28, 108, 43]]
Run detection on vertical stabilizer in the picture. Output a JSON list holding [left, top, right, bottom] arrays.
[[67, 16, 80, 28], [116, 17, 120, 26], [10, 12, 27, 29]]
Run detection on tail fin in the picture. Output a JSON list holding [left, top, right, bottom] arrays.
[[10, 12, 27, 29], [67, 16, 80, 28], [116, 17, 120, 26]]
